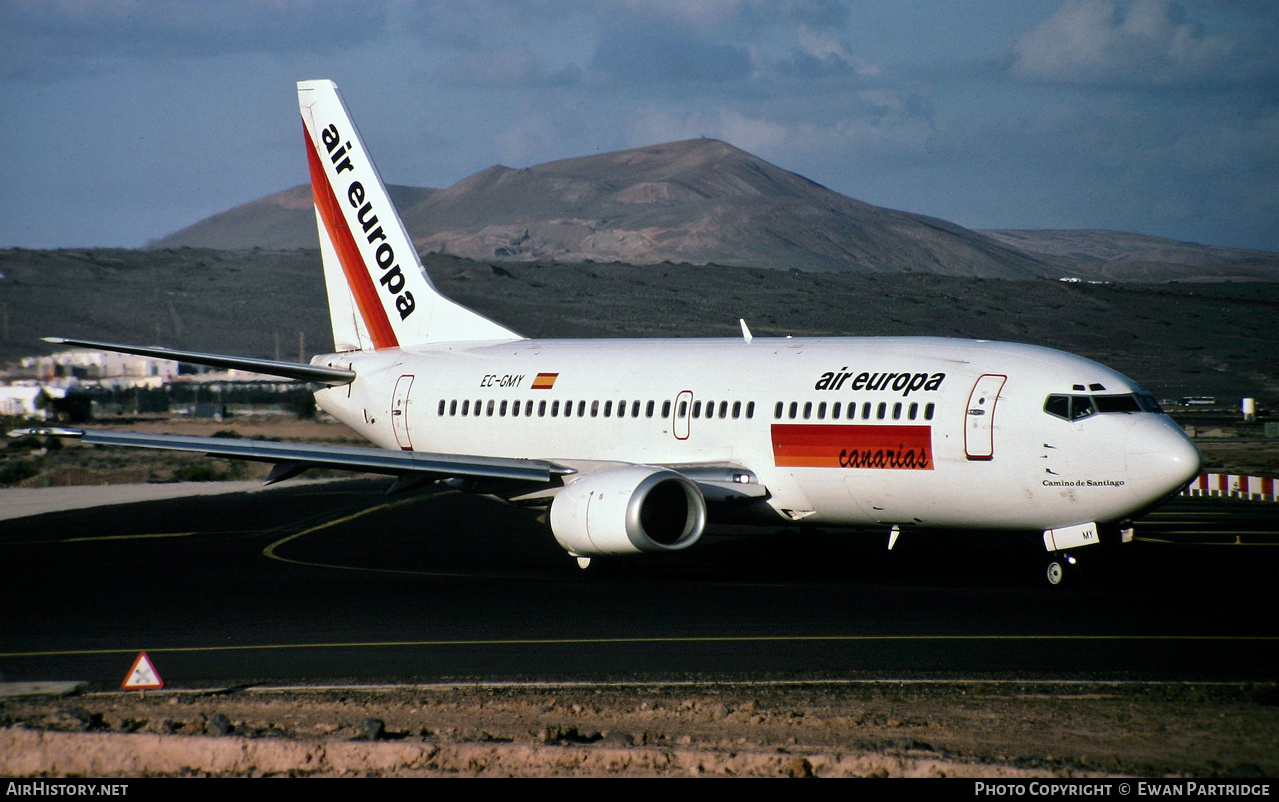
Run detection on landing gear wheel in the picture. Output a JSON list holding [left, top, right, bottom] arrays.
[[1045, 558, 1066, 586]]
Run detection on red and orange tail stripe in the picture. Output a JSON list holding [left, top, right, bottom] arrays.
[[304, 125, 399, 350]]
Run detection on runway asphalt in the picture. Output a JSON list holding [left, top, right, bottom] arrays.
[[1, 479, 1275, 687]]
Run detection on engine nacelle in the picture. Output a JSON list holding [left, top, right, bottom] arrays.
[[549, 466, 706, 557]]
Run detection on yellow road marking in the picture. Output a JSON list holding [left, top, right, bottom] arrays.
[[3, 633, 1276, 660], [63, 532, 196, 543], [260, 490, 556, 580]]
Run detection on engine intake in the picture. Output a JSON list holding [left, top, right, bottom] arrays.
[[549, 466, 706, 556]]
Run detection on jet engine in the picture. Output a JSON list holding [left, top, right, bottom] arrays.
[[549, 466, 706, 556]]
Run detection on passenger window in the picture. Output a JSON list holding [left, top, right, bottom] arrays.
[[924, 403, 935, 421], [499, 400, 508, 416], [774, 402, 783, 419], [876, 402, 886, 420], [832, 402, 841, 419], [552, 400, 560, 416], [538, 400, 546, 417], [461, 400, 470, 416], [733, 401, 742, 419], [693, 401, 703, 418], [661, 401, 670, 418], [615, 400, 623, 418], [719, 401, 728, 418], [892, 402, 902, 420], [449, 400, 458, 416], [746, 402, 754, 419], [525, 400, 533, 416], [564, 400, 573, 417], [803, 402, 812, 420], [633, 401, 642, 417], [817, 402, 827, 419], [678, 401, 687, 418], [862, 402, 872, 420], [602, 400, 611, 417], [789, 402, 798, 420], [908, 402, 918, 420], [577, 400, 586, 417]]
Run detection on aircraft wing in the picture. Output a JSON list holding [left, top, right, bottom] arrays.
[[11, 427, 568, 486]]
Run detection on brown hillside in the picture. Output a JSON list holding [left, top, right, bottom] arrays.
[[404, 139, 1053, 278], [151, 185, 437, 251]]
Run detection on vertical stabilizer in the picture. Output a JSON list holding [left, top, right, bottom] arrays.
[[298, 79, 521, 350]]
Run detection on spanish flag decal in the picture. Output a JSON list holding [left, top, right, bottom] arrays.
[[532, 372, 559, 390]]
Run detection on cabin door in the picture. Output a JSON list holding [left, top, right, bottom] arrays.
[[964, 373, 1006, 460], [392, 374, 414, 450]]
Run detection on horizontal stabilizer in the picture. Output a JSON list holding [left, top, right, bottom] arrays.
[[41, 337, 355, 386]]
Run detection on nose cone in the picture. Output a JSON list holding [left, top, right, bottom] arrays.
[[1125, 416, 1202, 504]]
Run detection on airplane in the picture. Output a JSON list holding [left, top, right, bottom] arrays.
[[14, 79, 1202, 586]]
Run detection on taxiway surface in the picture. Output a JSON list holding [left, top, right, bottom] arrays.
[[1, 479, 1275, 686]]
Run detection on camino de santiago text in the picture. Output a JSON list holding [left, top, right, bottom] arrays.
[[320, 122, 416, 321]]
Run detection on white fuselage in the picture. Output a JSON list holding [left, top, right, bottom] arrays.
[[313, 335, 1200, 533]]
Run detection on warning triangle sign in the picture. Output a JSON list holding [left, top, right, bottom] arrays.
[[122, 652, 164, 690]]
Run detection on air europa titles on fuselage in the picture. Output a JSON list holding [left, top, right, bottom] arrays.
[[320, 123, 416, 321], [814, 367, 945, 397]]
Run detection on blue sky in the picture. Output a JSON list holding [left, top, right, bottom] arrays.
[[2, 0, 1276, 251]]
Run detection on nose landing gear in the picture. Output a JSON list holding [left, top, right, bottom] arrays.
[[1045, 553, 1077, 586]]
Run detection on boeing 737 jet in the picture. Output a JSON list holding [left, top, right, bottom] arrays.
[[17, 80, 1202, 585]]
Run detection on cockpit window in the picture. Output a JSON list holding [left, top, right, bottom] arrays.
[[1044, 392, 1158, 421], [1135, 392, 1163, 413], [1093, 394, 1141, 414]]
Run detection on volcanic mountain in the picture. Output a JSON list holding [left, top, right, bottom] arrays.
[[154, 138, 1278, 281], [154, 139, 1054, 278]]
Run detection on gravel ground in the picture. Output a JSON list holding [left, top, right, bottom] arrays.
[[3, 681, 1277, 778]]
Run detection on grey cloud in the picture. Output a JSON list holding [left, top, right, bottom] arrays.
[[589, 30, 753, 85], [1008, 0, 1251, 87], [0, 0, 387, 80]]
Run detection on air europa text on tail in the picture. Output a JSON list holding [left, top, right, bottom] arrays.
[[320, 122, 416, 321]]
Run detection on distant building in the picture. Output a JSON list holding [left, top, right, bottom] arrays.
[[0, 385, 46, 418], [13, 349, 178, 388]]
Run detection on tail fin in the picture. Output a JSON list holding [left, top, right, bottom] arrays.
[[298, 79, 520, 351]]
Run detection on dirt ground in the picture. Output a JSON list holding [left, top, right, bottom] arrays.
[[3, 681, 1276, 778]]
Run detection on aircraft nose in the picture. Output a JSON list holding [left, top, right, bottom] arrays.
[[1125, 416, 1202, 502]]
